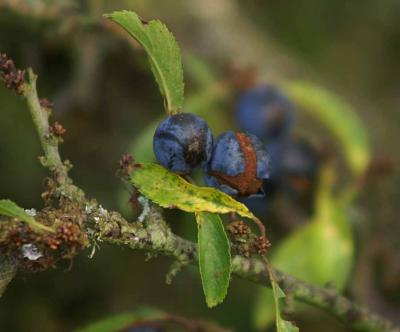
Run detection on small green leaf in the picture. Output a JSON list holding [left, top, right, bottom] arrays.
[[76, 307, 166, 332], [130, 163, 254, 219], [268, 268, 299, 332], [105, 10, 184, 114], [197, 212, 231, 307], [283, 81, 370, 176], [0, 199, 54, 233]]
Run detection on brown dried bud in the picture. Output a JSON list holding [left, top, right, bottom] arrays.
[[227, 220, 250, 237], [50, 121, 67, 137], [253, 236, 271, 255], [0, 53, 26, 94]]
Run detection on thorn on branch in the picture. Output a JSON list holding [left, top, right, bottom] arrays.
[[0, 53, 26, 94]]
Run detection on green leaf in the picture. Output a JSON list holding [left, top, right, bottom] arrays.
[[105, 10, 184, 114], [268, 268, 299, 332], [0, 199, 54, 233], [76, 307, 166, 332], [283, 81, 370, 176], [197, 212, 231, 307], [130, 163, 254, 219], [273, 170, 353, 288], [253, 167, 354, 330]]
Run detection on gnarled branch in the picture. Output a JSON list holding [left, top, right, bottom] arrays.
[[0, 55, 399, 332]]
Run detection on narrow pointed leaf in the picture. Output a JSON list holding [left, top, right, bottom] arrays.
[[197, 212, 231, 307], [268, 269, 299, 332], [130, 163, 254, 219], [105, 10, 184, 114], [0, 199, 54, 233]]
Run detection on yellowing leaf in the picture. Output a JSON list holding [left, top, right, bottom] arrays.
[[105, 10, 184, 114], [0, 199, 54, 233], [130, 163, 254, 219], [197, 212, 231, 307]]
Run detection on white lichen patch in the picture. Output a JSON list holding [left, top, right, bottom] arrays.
[[21, 244, 43, 261], [85, 205, 93, 214], [98, 205, 108, 216], [24, 208, 37, 217], [138, 196, 150, 222]]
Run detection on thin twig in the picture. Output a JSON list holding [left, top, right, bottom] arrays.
[[23, 69, 69, 184]]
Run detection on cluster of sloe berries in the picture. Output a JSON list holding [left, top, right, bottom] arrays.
[[236, 85, 320, 214], [153, 112, 270, 197], [153, 85, 320, 213]]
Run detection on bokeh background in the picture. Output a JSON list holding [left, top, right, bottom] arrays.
[[0, 1, 399, 331]]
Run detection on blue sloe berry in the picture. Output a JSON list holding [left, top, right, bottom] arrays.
[[153, 113, 213, 174], [268, 137, 320, 213], [239, 138, 319, 217], [269, 137, 319, 184], [236, 85, 294, 140], [205, 131, 270, 196]]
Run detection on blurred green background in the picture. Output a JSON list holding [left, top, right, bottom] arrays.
[[0, 1, 399, 331]]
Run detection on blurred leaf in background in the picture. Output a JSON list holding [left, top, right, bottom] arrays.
[[283, 81, 370, 177], [253, 166, 354, 329]]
